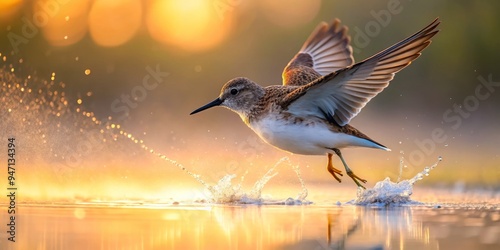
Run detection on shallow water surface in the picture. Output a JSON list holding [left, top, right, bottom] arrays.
[[1, 196, 499, 250]]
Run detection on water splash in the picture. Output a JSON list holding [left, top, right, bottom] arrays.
[[292, 164, 308, 201], [201, 157, 310, 205], [123, 130, 310, 204], [352, 157, 442, 206]]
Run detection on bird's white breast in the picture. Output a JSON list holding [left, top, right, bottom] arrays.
[[248, 114, 381, 155]]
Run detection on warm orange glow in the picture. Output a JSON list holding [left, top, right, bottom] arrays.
[[88, 0, 142, 47], [0, 0, 23, 21], [146, 0, 233, 51], [259, 0, 321, 28], [36, 0, 90, 46], [73, 208, 86, 219]]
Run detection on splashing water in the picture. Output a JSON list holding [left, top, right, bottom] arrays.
[[352, 156, 442, 206], [142, 140, 309, 204], [204, 157, 310, 205]]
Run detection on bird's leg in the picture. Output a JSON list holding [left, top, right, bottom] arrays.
[[327, 153, 343, 183], [332, 149, 367, 189]]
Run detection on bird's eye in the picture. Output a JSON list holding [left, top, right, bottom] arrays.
[[230, 89, 238, 95]]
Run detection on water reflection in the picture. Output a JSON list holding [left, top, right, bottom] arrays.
[[326, 207, 361, 249], [2, 204, 498, 249], [324, 207, 438, 250]]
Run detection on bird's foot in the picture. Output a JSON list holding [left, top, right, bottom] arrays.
[[327, 165, 343, 183], [347, 171, 367, 189]]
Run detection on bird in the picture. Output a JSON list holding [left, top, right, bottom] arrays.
[[190, 18, 440, 189]]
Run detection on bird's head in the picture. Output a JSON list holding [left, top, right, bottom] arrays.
[[190, 77, 265, 117]]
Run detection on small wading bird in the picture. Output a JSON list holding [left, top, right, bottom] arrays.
[[191, 18, 440, 189]]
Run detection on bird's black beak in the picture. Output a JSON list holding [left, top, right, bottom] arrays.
[[190, 98, 223, 115]]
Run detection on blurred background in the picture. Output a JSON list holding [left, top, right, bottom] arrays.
[[0, 0, 499, 202]]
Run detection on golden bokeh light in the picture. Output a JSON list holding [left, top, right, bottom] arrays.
[[147, 0, 234, 51], [36, 0, 90, 46], [88, 0, 142, 47], [259, 0, 321, 28], [0, 0, 23, 21]]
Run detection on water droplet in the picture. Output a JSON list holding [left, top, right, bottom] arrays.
[[64, 35, 68, 40], [438, 156, 443, 161], [416, 173, 423, 180], [76, 99, 82, 105], [84, 69, 91, 75]]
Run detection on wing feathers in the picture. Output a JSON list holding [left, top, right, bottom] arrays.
[[282, 18, 441, 126], [282, 19, 354, 86]]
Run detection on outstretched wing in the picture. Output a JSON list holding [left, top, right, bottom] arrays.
[[281, 18, 440, 126], [282, 19, 354, 86]]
